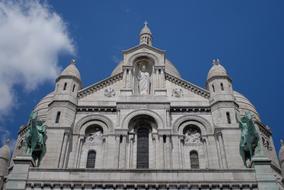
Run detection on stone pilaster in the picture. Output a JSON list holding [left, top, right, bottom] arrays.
[[6, 156, 34, 190], [252, 156, 279, 190]]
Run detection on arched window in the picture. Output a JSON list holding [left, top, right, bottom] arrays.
[[86, 150, 96, 168], [212, 84, 215, 92], [220, 83, 224, 91], [85, 125, 103, 136], [226, 112, 231, 124], [72, 84, 76, 92], [190, 150, 199, 169], [137, 127, 149, 168]]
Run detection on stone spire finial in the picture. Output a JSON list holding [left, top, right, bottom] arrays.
[[70, 59, 76, 65], [140, 21, 152, 46], [281, 139, 284, 146], [144, 21, 148, 26], [212, 58, 220, 65]]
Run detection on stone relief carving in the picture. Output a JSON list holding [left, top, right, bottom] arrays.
[[184, 128, 202, 145], [104, 87, 116, 97], [85, 129, 103, 145], [172, 88, 183, 97]]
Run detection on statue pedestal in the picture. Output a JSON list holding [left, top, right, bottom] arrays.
[[154, 89, 167, 96], [6, 156, 34, 190], [252, 156, 279, 190], [120, 89, 133, 96]]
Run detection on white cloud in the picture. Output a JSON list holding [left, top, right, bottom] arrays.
[[0, 126, 16, 152], [0, 0, 75, 119]]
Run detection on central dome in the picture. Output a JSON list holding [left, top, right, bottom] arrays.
[[111, 59, 181, 78]]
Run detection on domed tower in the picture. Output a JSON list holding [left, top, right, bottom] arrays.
[[206, 59, 237, 126], [140, 21, 152, 46], [279, 140, 284, 180], [48, 59, 81, 127], [0, 140, 10, 186]]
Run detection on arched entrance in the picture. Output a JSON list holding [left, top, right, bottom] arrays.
[[129, 114, 157, 169]]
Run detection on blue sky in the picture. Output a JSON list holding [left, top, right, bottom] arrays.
[[0, 0, 283, 152]]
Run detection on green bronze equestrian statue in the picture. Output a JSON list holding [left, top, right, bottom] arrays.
[[25, 111, 47, 167], [239, 112, 259, 168]]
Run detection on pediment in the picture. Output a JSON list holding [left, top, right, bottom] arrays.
[[165, 72, 210, 100], [78, 72, 123, 100], [122, 44, 165, 55]]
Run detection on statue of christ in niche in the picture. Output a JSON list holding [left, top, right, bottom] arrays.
[[137, 64, 150, 95]]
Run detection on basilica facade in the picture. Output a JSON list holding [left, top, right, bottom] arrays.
[[1, 23, 284, 190]]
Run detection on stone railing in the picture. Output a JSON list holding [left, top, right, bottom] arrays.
[[26, 168, 258, 189]]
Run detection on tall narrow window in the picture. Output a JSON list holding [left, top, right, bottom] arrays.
[[137, 127, 149, 168], [55, 111, 61, 123], [220, 83, 224, 91], [86, 150, 96, 168], [226, 112, 231, 124], [72, 84, 76, 92], [212, 84, 215, 92], [63, 82, 67, 90], [190, 150, 199, 169]]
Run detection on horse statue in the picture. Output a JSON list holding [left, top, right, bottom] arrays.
[[239, 112, 259, 168], [25, 111, 47, 167]]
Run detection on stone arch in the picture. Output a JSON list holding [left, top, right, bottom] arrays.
[[74, 114, 114, 135], [173, 115, 212, 135], [129, 114, 157, 133], [128, 52, 159, 67], [122, 109, 164, 132]]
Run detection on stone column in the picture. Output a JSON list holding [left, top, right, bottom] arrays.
[[123, 69, 127, 88], [6, 156, 35, 190], [171, 135, 180, 169], [115, 136, 120, 168], [219, 133, 228, 168], [159, 135, 165, 168], [106, 135, 117, 168], [165, 135, 171, 169], [156, 135, 162, 169], [179, 137, 185, 168], [203, 137, 210, 169], [161, 69, 165, 88], [58, 132, 68, 168], [119, 136, 127, 168], [76, 137, 84, 168], [149, 133, 155, 168]]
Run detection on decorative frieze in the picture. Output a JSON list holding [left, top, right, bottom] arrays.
[[170, 107, 211, 113], [26, 182, 258, 190], [77, 106, 117, 112]]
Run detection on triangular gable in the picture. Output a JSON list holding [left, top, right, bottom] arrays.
[[165, 72, 210, 99], [77, 72, 123, 99], [122, 44, 165, 55]]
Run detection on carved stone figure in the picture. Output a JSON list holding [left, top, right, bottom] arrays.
[[239, 112, 259, 168], [104, 87, 116, 97], [184, 128, 201, 145], [25, 111, 47, 167], [137, 64, 150, 95], [86, 128, 103, 145], [172, 88, 183, 97]]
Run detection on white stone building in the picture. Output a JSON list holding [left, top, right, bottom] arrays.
[[2, 23, 284, 190]]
